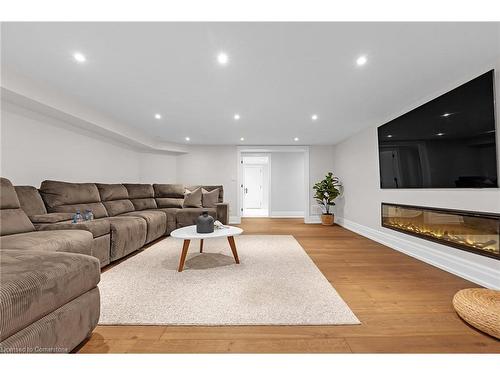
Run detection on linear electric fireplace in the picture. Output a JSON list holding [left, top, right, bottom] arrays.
[[381, 203, 499, 260]]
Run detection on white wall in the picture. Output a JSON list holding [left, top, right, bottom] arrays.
[[0, 101, 177, 186], [270, 152, 305, 216], [138, 152, 177, 184], [176, 146, 239, 219], [331, 69, 500, 289]]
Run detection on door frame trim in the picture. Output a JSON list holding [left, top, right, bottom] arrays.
[[240, 153, 271, 217], [236, 146, 310, 223]]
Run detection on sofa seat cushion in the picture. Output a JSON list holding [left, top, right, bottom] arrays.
[[156, 208, 179, 234], [156, 208, 179, 221], [175, 208, 217, 228], [106, 217, 147, 261], [35, 218, 111, 238], [0, 230, 93, 255], [0, 249, 100, 342], [120, 210, 167, 243]]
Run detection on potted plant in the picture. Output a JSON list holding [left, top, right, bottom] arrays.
[[313, 172, 342, 225]]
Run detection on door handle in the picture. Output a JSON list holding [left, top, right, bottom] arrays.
[[244, 188, 248, 194]]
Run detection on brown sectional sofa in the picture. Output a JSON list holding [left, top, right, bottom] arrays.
[[11, 179, 228, 267], [0, 178, 100, 353], [0, 177, 229, 352]]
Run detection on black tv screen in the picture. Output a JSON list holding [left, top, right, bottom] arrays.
[[378, 70, 498, 189]]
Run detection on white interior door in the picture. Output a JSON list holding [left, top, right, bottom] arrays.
[[243, 166, 264, 209]]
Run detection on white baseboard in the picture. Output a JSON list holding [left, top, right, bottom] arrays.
[[270, 211, 304, 218], [229, 216, 241, 225], [335, 217, 500, 289]]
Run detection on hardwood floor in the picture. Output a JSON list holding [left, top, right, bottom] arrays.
[[78, 218, 500, 353]]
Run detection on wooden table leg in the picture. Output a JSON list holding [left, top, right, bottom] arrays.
[[199, 239, 204, 253], [178, 239, 190, 272], [227, 236, 240, 264]]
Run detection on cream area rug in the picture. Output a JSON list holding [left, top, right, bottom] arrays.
[[98, 235, 360, 325]]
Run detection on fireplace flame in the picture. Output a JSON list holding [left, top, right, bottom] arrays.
[[384, 220, 498, 254]]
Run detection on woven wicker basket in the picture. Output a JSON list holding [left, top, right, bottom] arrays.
[[452, 288, 500, 339]]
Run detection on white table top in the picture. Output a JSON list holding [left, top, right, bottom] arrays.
[[170, 225, 243, 240]]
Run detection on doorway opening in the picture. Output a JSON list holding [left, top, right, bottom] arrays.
[[241, 154, 270, 217]]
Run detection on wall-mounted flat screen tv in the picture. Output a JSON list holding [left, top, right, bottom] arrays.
[[378, 70, 497, 189]]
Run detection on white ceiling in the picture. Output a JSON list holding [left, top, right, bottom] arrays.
[[2, 22, 499, 145]]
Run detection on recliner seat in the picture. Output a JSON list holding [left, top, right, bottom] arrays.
[[123, 183, 167, 240], [15, 185, 110, 266], [39, 180, 149, 263], [0, 178, 93, 255], [96, 183, 164, 246]]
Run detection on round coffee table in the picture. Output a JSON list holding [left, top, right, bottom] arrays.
[[170, 225, 243, 272]]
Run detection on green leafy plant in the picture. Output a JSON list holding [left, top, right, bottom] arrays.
[[313, 172, 342, 215]]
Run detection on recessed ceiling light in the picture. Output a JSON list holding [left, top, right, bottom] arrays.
[[234, 113, 240, 120], [154, 114, 162, 120], [73, 52, 86, 63], [294, 137, 299, 142], [387, 134, 393, 138], [436, 132, 445, 136], [356, 55, 367, 66], [217, 52, 229, 65], [185, 137, 190, 141], [311, 114, 318, 121], [240, 137, 245, 141]]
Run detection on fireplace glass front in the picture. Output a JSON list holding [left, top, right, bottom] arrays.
[[381, 203, 499, 260]]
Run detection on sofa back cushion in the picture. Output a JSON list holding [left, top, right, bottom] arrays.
[[96, 183, 135, 216], [1, 178, 21, 209], [187, 185, 224, 203], [15, 186, 47, 216], [39, 180, 108, 219], [0, 178, 35, 236], [124, 184, 157, 211], [103, 200, 135, 216], [153, 184, 185, 208]]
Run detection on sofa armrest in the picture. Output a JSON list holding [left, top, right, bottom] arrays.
[[215, 203, 229, 225], [30, 212, 74, 224]]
